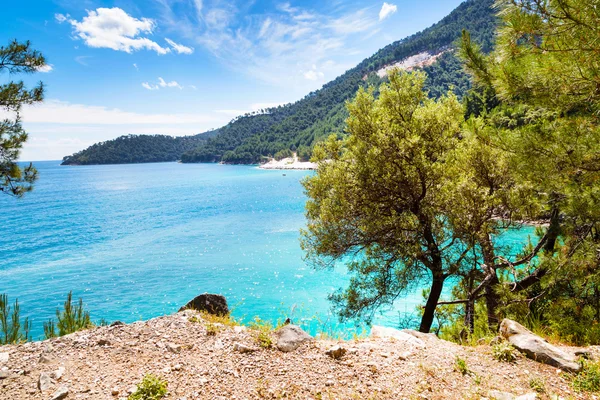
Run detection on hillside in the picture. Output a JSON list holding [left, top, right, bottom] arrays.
[[0, 309, 590, 399], [60, 0, 496, 166], [61, 133, 216, 166]]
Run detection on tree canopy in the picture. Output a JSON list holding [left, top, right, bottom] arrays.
[[0, 40, 46, 197]]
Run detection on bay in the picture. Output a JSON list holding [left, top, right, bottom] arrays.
[[0, 161, 533, 339]]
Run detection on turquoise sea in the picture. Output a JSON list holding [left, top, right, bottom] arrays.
[[0, 161, 532, 340]]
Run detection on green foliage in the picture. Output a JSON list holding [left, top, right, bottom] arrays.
[[249, 317, 274, 348], [529, 377, 546, 393], [44, 291, 92, 338], [572, 361, 600, 393], [61, 133, 216, 165], [301, 70, 486, 333], [492, 342, 517, 363], [128, 374, 168, 400], [454, 356, 470, 376], [0, 40, 45, 197], [273, 148, 293, 161], [0, 294, 31, 345]]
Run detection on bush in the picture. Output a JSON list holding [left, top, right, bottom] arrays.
[[454, 356, 470, 376], [572, 361, 600, 393], [44, 291, 92, 338], [492, 341, 517, 362], [249, 317, 274, 349], [0, 294, 31, 344], [128, 374, 168, 400]]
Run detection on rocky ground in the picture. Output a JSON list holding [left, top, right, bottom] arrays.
[[0, 310, 596, 400]]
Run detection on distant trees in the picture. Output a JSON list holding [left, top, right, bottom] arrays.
[[0, 40, 46, 196]]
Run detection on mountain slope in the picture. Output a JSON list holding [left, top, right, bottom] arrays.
[[61, 0, 496, 166]]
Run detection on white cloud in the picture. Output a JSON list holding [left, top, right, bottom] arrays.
[[303, 65, 325, 81], [61, 8, 171, 54], [379, 3, 397, 21], [55, 13, 69, 23], [156, 1, 380, 88], [75, 55, 92, 66], [142, 77, 183, 90], [142, 82, 158, 90], [133, 63, 139, 70], [36, 64, 53, 73], [10, 99, 220, 125], [165, 38, 194, 54]]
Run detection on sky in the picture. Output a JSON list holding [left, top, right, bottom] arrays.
[[1, 0, 464, 161]]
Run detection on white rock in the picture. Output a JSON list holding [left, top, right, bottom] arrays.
[[51, 366, 65, 380], [325, 345, 347, 360], [0, 352, 9, 364], [50, 386, 69, 400], [233, 343, 257, 353], [38, 372, 53, 392], [370, 326, 425, 348], [274, 325, 313, 352]]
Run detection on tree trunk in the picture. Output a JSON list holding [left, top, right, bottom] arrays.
[[464, 298, 475, 335], [485, 273, 500, 331], [420, 274, 445, 333]]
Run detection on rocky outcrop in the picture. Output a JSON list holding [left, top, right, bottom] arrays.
[[179, 293, 229, 316], [274, 325, 314, 352], [500, 319, 581, 373]]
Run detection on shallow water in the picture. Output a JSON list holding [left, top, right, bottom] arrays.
[[0, 161, 533, 339]]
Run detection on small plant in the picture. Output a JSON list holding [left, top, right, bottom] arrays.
[[44, 291, 93, 338], [0, 294, 31, 344], [572, 361, 600, 393], [529, 377, 546, 393], [492, 341, 517, 362], [455, 356, 470, 376], [205, 323, 219, 336], [128, 374, 168, 400], [249, 317, 274, 349]]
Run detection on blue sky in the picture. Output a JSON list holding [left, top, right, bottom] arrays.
[[2, 0, 464, 160]]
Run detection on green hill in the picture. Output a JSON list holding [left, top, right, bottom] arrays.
[[61, 0, 496, 166]]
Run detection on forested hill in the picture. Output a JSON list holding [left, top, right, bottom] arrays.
[[61, 0, 496, 166], [61, 133, 215, 165]]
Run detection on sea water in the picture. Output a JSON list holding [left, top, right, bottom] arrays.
[[0, 161, 533, 339]]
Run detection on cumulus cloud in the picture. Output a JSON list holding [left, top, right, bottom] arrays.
[[56, 8, 192, 56], [165, 38, 194, 54], [379, 3, 397, 21], [303, 65, 324, 81], [36, 64, 53, 73], [142, 77, 183, 90]]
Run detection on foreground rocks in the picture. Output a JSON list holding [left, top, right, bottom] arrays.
[[500, 319, 582, 373], [274, 324, 314, 352], [0, 312, 593, 399]]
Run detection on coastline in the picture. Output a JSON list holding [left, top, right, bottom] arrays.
[[258, 154, 316, 170]]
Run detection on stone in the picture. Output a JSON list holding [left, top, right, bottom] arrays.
[[50, 386, 69, 400], [233, 343, 257, 353], [51, 366, 65, 380], [274, 325, 314, 352], [111, 387, 119, 396], [179, 293, 229, 316], [39, 354, 55, 364], [515, 394, 538, 400], [110, 321, 125, 327], [370, 326, 425, 348], [38, 372, 53, 391], [166, 343, 182, 354], [233, 326, 247, 334], [325, 345, 347, 360], [500, 319, 581, 373], [0, 352, 9, 364], [489, 390, 515, 400], [97, 339, 111, 346], [0, 370, 10, 379], [398, 351, 412, 361], [489, 336, 503, 345]]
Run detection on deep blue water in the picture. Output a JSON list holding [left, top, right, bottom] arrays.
[[0, 161, 533, 340]]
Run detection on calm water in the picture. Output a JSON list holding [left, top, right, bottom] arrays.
[[0, 161, 532, 339]]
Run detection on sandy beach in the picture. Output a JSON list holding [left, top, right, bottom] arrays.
[[259, 154, 316, 170]]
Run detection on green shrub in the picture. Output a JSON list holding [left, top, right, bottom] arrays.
[[454, 356, 470, 376], [529, 377, 546, 393], [0, 294, 31, 344], [128, 374, 168, 400], [249, 317, 274, 349], [44, 291, 92, 338], [492, 341, 517, 362], [572, 361, 600, 393]]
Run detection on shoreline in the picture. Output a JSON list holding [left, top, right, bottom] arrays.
[[258, 154, 316, 170]]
